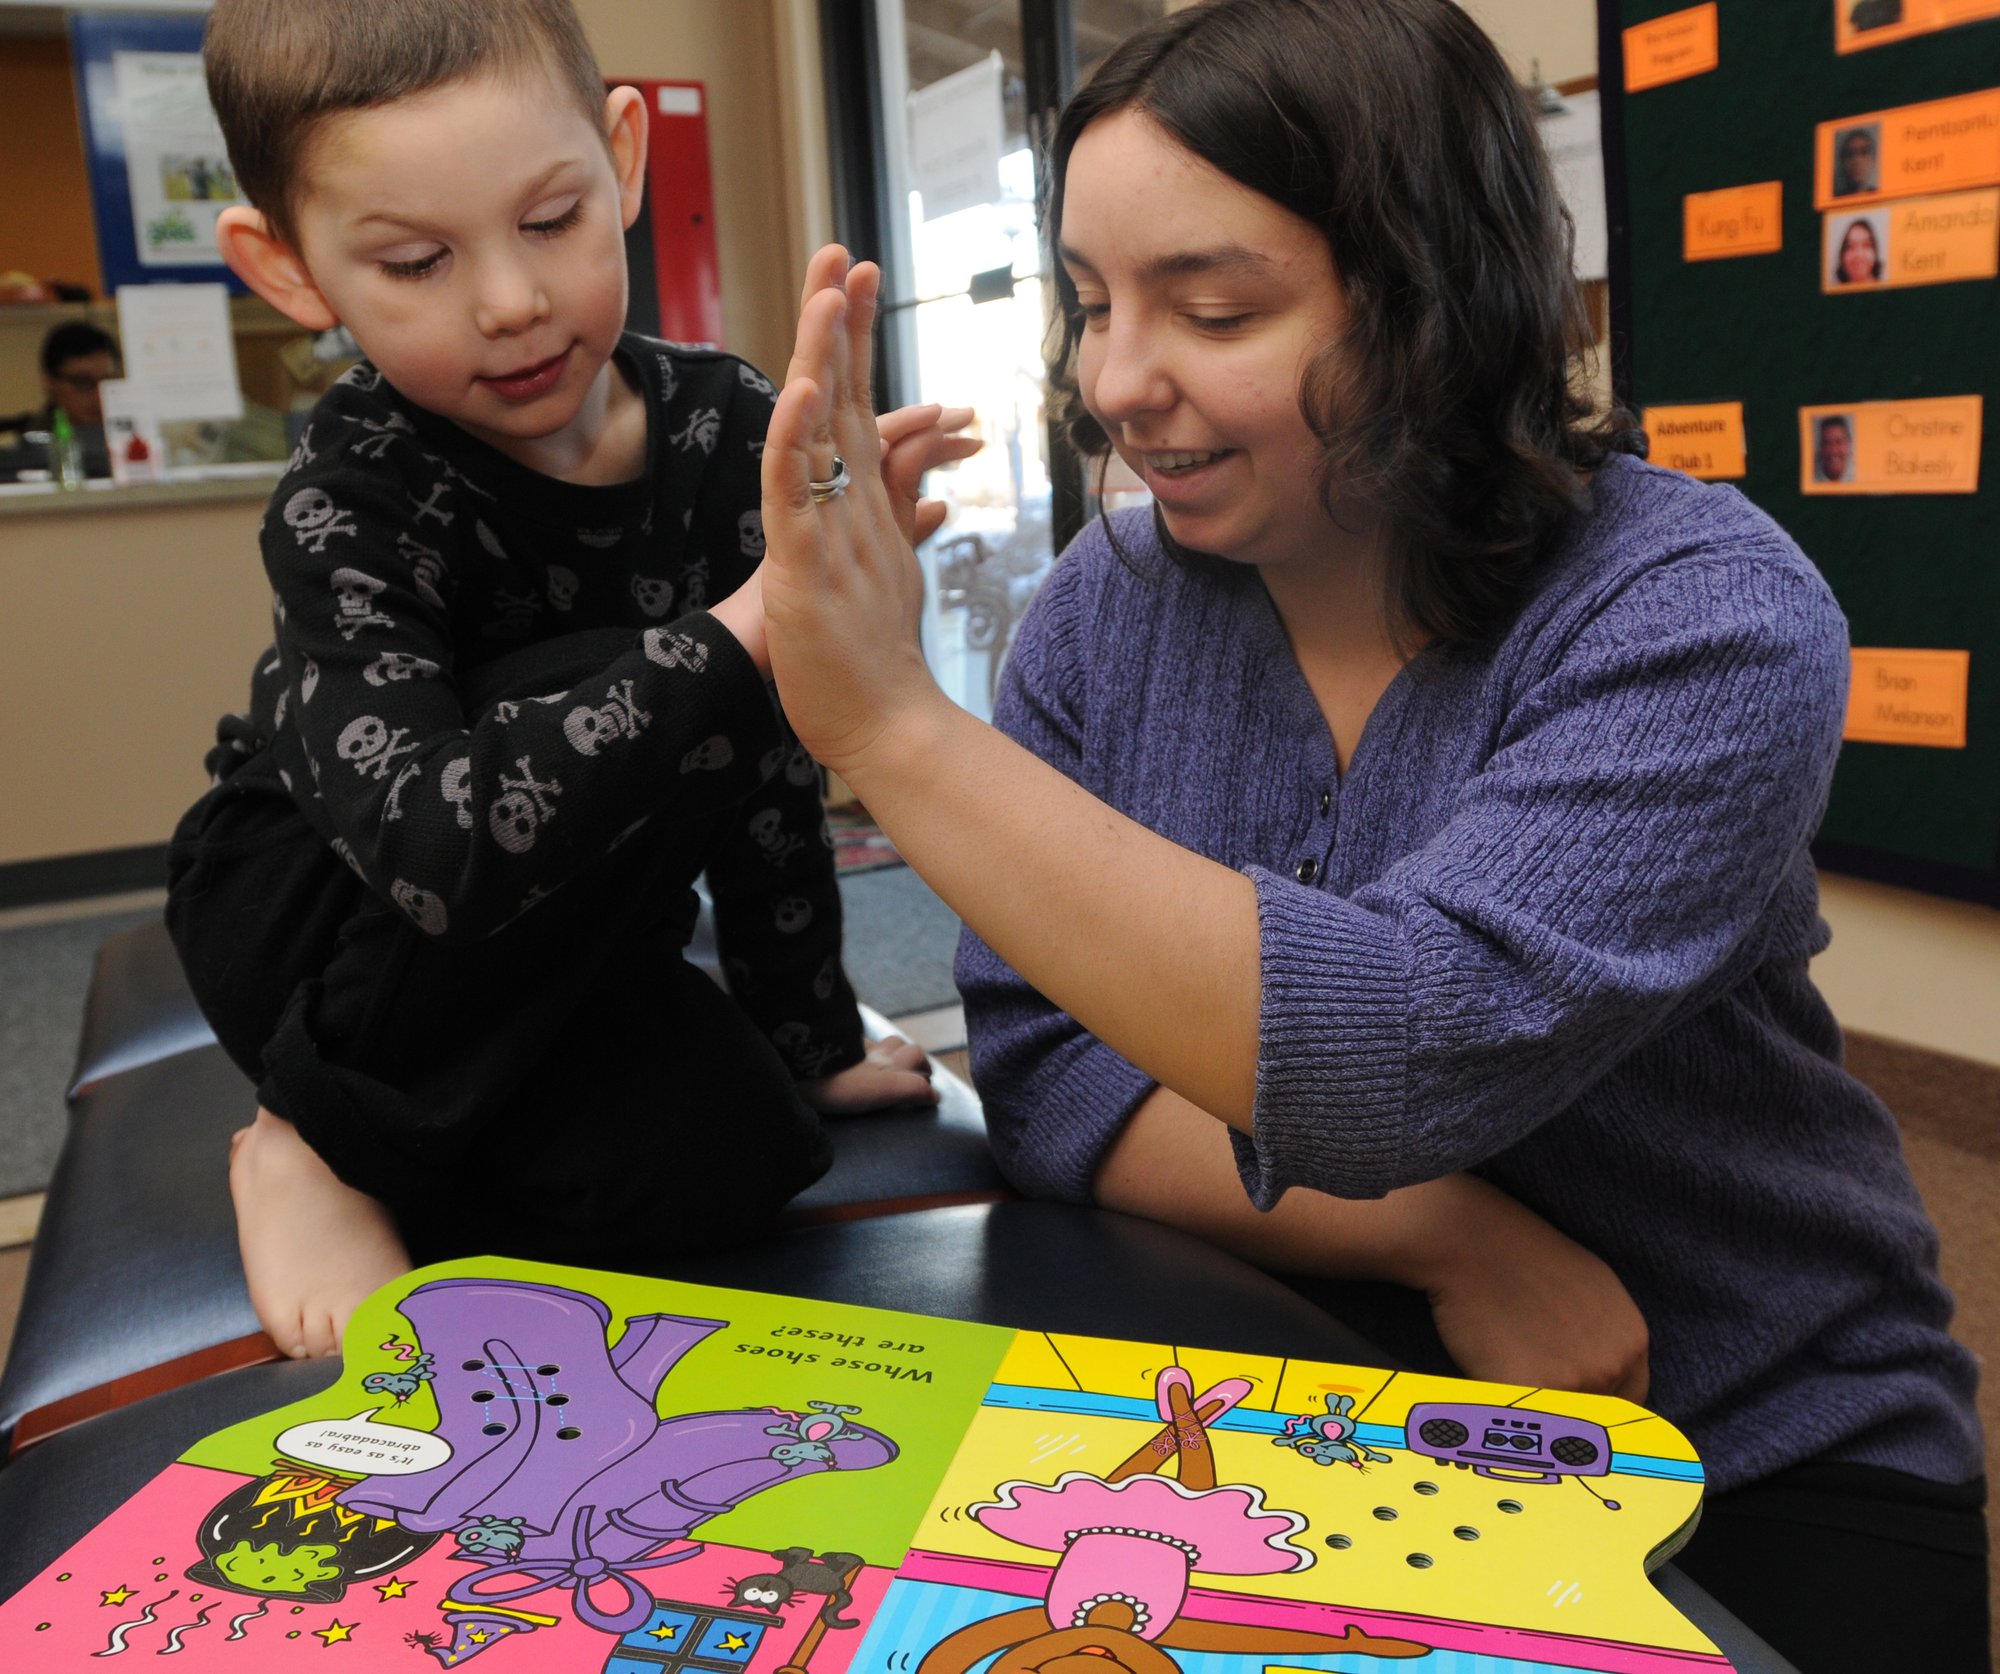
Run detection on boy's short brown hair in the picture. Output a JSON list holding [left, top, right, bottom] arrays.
[[204, 0, 607, 248]]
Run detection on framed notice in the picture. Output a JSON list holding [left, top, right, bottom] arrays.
[[68, 10, 251, 296]]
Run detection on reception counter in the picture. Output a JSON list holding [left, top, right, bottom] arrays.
[[0, 471, 279, 890]]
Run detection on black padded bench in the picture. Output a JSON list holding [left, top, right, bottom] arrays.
[[2, 916, 1008, 1452]]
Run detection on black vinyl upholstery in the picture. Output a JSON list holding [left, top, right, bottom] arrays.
[[1, 1045, 261, 1441], [67, 916, 218, 1099], [5, 923, 1006, 1444]]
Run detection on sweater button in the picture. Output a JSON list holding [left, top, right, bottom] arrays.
[[1319, 790, 1331, 817], [1295, 857, 1320, 884]]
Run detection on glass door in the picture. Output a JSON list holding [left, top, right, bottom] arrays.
[[869, 0, 1172, 722]]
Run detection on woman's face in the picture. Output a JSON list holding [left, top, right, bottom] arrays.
[[1839, 220, 1879, 282], [1059, 110, 1351, 571]]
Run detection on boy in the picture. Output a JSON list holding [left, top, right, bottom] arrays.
[[176, 0, 957, 1359]]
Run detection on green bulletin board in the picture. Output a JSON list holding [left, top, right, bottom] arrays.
[[1600, 1, 2000, 903]]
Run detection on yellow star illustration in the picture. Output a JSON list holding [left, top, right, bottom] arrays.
[[647, 1622, 680, 1641], [313, 1619, 355, 1646], [99, 1585, 134, 1607], [719, 1631, 749, 1651], [374, 1578, 411, 1600], [468, 1630, 489, 1644]]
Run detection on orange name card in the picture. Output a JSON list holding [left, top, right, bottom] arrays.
[[1839, 0, 2000, 55], [1799, 396, 1983, 494], [1643, 402, 1748, 478], [1816, 89, 2000, 210], [1823, 190, 2000, 292], [1624, 5, 1720, 92], [1844, 649, 1971, 748], [1684, 183, 1784, 259], [1836, 0, 1942, 54]]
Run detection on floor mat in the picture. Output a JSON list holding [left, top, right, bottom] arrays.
[[830, 804, 906, 875]]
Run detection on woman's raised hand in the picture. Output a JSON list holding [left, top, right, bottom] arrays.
[[762, 245, 973, 779]]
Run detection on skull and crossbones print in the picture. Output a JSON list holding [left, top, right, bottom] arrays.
[[285, 488, 359, 554], [329, 567, 395, 641], [488, 756, 563, 854], [336, 714, 419, 781], [562, 680, 652, 756]]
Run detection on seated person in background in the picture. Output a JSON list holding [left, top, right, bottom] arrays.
[[0, 320, 118, 475], [753, 2, 1988, 1670], [168, 0, 965, 1365]]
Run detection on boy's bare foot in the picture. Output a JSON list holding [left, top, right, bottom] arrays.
[[229, 1107, 411, 1360]]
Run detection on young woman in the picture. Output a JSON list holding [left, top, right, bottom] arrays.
[[757, 3, 1988, 1667], [1835, 215, 1886, 285]]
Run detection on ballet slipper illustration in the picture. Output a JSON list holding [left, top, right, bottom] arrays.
[[1108, 1372, 1255, 1488], [918, 1366, 1428, 1673]]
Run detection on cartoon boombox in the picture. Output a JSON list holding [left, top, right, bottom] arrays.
[[1404, 1402, 1613, 1483]]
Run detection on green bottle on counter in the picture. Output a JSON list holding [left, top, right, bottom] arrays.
[[50, 407, 86, 491]]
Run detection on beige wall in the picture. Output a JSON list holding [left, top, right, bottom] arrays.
[[1, 492, 272, 864], [1815, 875, 2000, 1068], [1453, 0, 1598, 86]]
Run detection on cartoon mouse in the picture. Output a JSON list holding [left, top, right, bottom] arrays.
[[1274, 1394, 1394, 1467], [763, 1400, 867, 1467]]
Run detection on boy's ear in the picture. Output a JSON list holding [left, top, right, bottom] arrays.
[[603, 85, 650, 232], [215, 206, 340, 332]]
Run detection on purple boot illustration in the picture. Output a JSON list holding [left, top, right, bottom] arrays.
[[335, 1277, 897, 1636]]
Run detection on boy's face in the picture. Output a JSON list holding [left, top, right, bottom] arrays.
[[285, 70, 642, 470]]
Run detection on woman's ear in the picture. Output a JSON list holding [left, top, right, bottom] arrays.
[[603, 85, 650, 232], [215, 206, 339, 332]]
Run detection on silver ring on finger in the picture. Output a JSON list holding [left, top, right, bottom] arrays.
[[807, 455, 851, 504]]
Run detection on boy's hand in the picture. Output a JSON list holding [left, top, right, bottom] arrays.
[[708, 564, 769, 678], [878, 403, 979, 546], [800, 1033, 939, 1115], [1421, 1182, 1651, 1402]]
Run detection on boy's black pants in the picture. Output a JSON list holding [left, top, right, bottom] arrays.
[[166, 636, 830, 1271]]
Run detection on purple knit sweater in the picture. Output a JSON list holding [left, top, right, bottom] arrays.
[[955, 451, 1982, 1493]]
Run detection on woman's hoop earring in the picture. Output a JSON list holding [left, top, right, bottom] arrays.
[[808, 456, 851, 503]]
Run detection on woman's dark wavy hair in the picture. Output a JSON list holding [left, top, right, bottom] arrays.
[[1044, 0, 1644, 649]]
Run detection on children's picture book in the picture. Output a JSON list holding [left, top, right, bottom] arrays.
[[0, 1257, 1736, 1672]]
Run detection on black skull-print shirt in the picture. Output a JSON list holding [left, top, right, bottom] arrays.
[[225, 334, 861, 1078]]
